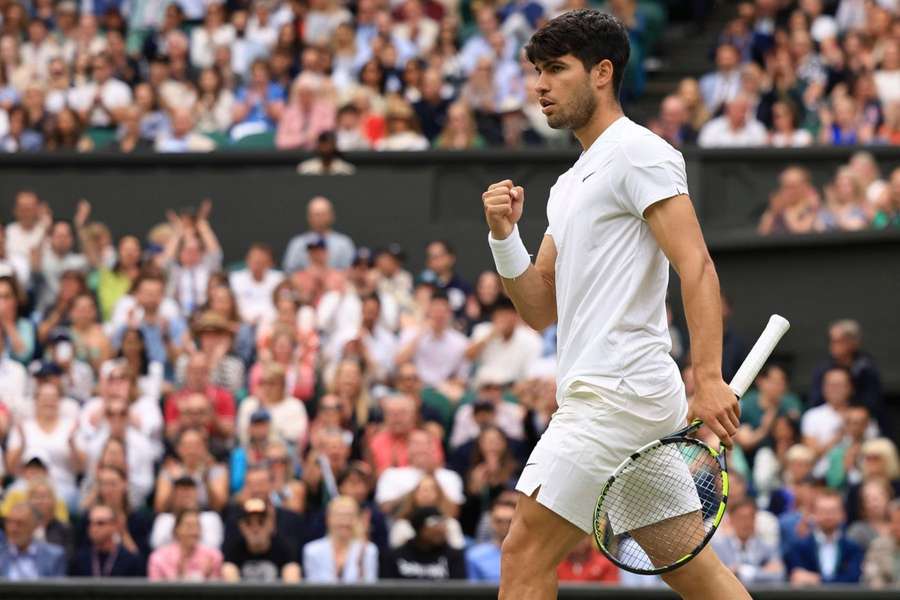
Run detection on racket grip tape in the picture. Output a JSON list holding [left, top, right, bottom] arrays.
[[727, 314, 790, 398]]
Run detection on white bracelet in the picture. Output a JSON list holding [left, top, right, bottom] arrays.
[[488, 225, 531, 279]]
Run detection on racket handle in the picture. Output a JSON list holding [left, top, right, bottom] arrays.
[[728, 314, 790, 398]]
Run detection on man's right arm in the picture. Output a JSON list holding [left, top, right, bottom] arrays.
[[482, 180, 557, 331]]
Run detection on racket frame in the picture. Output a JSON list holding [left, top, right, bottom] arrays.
[[592, 421, 729, 576]]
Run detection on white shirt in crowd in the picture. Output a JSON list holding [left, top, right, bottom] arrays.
[[67, 78, 133, 127], [150, 511, 224, 550], [770, 129, 813, 148], [328, 324, 398, 382], [81, 426, 157, 507], [236, 395, 309, 451], [801, 403, 878, 447], [5, 221, 47, 261], [0, 358, 27, 414], [450, 401, 525, 449], [229, 268, 283, 324], [545, 116, 684, 402], [469, 323, 542, 385], [7, 418, 81, 502], [698, 116, 768, 148], [397, 327, 470, 388], [374, 466, 465, 506]]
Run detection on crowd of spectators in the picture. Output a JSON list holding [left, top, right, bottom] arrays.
[[648, 0, 899, 149], [758, 151, 899, 234], [0, 188, 897, 587], [0, 0, 673, 154]]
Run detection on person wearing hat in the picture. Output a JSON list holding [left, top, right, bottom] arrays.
[[222, 498, 302, 583], [465, 294, 542, 384], [449, 365, 525, 449], [282, 195, 356, 273], [180, 311, 245, 396], [381, 506, 466, 580], [0, 454, 69, 525]]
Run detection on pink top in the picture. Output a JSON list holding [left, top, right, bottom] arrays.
[[148, 543, 223, 581], [275, 100, 336, 150]]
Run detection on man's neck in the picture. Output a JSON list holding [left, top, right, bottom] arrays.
[[15, 541, 33, 554], [574, 103, 625, 151], [95, 539, 117, 554]]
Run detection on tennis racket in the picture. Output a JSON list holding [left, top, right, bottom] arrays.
[[592, 314, 790, 575]]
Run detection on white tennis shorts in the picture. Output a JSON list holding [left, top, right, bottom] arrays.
[[515, 380, 691, 534]]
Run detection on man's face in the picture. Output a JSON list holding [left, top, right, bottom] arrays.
[[172, 484, 199, 511], [425, 243, 454, 275], [492, 308, 517, 337], [419, 520, 448, 547], [779, 169, 807, 200], [828, 326, 857, 361], [407, 431, 433, 469], [844, 407, 869, 439], [240, 512, 273, 549], [395, 366, 421, 395], [758, 367, 787, 399], [813, 496, 845, 535], [136, 280, 164, 313], [361, 298, 380, 325], [248, 419, 271, 443], [14, 193, 39, 226], [185, 356, 210, 389], [822, 370, 852, 407], [307, 199, 333, 232], [4, 505, 35, 548], [322, 434, 350, 470], [88, 506, 117, 546], [427, 299, 451, 330], [533, 54, 598, 131], [726, 99, 748, 128], [384, 398, 416, 435], [180, 394, 211, 428], [731, 504, 756, 542], [716, 45, 739, 71], [104, 400, 129, 436], [244, 471, 272, 500]]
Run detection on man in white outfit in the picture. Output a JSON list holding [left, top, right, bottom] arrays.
[[482, 10, 750, 600]]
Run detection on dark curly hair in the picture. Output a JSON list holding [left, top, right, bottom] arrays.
[[525, 9, 630, 99]]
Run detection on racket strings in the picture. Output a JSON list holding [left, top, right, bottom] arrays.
[[595, 441, 723, 573]]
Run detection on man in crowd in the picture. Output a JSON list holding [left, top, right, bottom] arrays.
[[5, 190, 50, 261], [222, 498, 301, 583], [382, 506, 466, 580], [369, 395, 444, 476], [149, 475, 224, 551], [698, 94, 767, 147], [111, 270, 187, 367], [465, 498, 515, 582], [164, 353, 236, 452], [0, 502, 66, 579], [283, 196, 355, 272], [802, 366, 875, 461], [809, 320, 885, 432], [396, 292, 469, 391], [418, 240, 471, 316], [450, 367, 525, 449], [229, 243, 283, 325], [34, 221, 89, 314], [712, 498, 785, 585], [698, 43, 742, 113], [69, 504, 144, 577], [465, 295, 542, 385], [375, 428, 464, 514], [785, 490, 863, 585]]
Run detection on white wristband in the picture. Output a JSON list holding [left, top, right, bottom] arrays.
[[488, 225, 531, 279]]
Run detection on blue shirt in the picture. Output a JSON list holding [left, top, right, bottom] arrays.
[[6, 543, 39, 581], [114, 319, 186, 367], [235, 82, 286, 128], [465, 542, 501, 582]]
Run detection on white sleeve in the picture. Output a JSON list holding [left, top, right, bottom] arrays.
[[614, 135, 689, 220]]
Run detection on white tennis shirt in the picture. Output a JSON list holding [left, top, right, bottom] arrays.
[[547, 117, 688, 406]]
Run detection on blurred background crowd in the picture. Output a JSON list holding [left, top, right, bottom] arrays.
[[0, 188, 896, 587], [0, 0, 895, 153]]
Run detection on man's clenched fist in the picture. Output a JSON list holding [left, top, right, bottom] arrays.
[[482, 179, 524, 240]]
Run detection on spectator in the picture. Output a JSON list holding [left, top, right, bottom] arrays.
[[178, 312, 245, 396], [818, 96, 872, 146], [823, 404, 872, 490], [369, 395, 443, 476], [376, 100, 429, 150], [237, 362, 309, 456], [282, 196, 356, 273], [758, 166, 821, 236], [845, 438, 900, 525], [78, 463, 152, 559], [116, 326, 164, 401], [450, 369, 525, 449], [734, 364, 803, 457], [68, 52, 133, 128], [229, 243, 283, 325], [712, 497, 785, 585], [465, 498, 514, 582], [297, 131, 357, 175], [264, 442, 306, 515], [459, 426, 520, 532], [434, 101, 485, 149], [334, 104, 371, 152], [69, 504, 144, 577], [303, 495, 378, 582], [148, 508, 223, 581], [847, 151, 887, 209], [93, 235, 142, 322], [414, 70, 452, 143], [231, 59, 285, 141], [785, 490, 864, 585], [6, 381, 83, 509], [221, 498, 302, 583], [465, 295, 541, 385], [419, 240, 471, 316], [649, 94, 697, 148], [0, 502, 66, 579], [556, 535, 619, 583], [376, 428, 463, 513], [154, 428, 229, 513], [699, 43, 742, 114], [809, 320, 884, 429], [803, 366, 871, 462], [327, 359, 374, 432], [154, 107, 216, 152], [0, 275, 35, 365], [847, 478, 893, 552], [396, 291, 469, 391], [5, 190, 49, 261], [325, 292, 398, 385], [815, 167, 869, 232], [150, 476, 224, 551], [382, 506, 466, 580], [872, 167, 900, 229], [698, 95, 767, 147], [276, 73, 336, 151], [165, 352, 237, 451], [768, 100, 813, 147], [67, 293, 113, 374], [863, 498, 900, 588]]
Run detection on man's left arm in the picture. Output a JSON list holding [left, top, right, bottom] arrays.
[[645, 194, 740, 446]]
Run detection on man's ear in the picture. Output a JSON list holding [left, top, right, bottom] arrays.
[[593, 59, 614, 89]]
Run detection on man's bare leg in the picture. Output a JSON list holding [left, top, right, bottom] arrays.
[[499, 488, 587, 600], [631, 512, 751, 600]]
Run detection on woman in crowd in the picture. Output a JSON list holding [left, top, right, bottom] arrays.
[[389, 474, 464, 549], [329, 358, 373, 433], [768, 100, 813, 147], [461, 426, 520, 534], [303, 495, 378, 583], [256, 281, 317, 353], [847, 478, 894, 552], [846, 438, 900, 523], [434, 102, 484, 150], [0, 275, 35, 363], [872, 168, 900, 229], [237, 362, 309, 456], [816, 166, 869, 232], [463, 270, 502, 332], [116, 326, 165, 402], [265, 440, 306, 515], [36, 270, 88, 344], [5, 381, 82, 509], [93, 235, 143, 322], [193, 68, 235, 134], [148, 509, 223, 581], [200, 283, 256, 367], [154, 428, 229, 513], [248, 326, 315, 402], [80, 435, 154, 512], [68, 292, 112, 373], [767, 443, 816, 516], [752, 414, 802, 508], [27, 477, 74, 558]]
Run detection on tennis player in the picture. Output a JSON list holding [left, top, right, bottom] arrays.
[[483, 10, 752, 599]]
